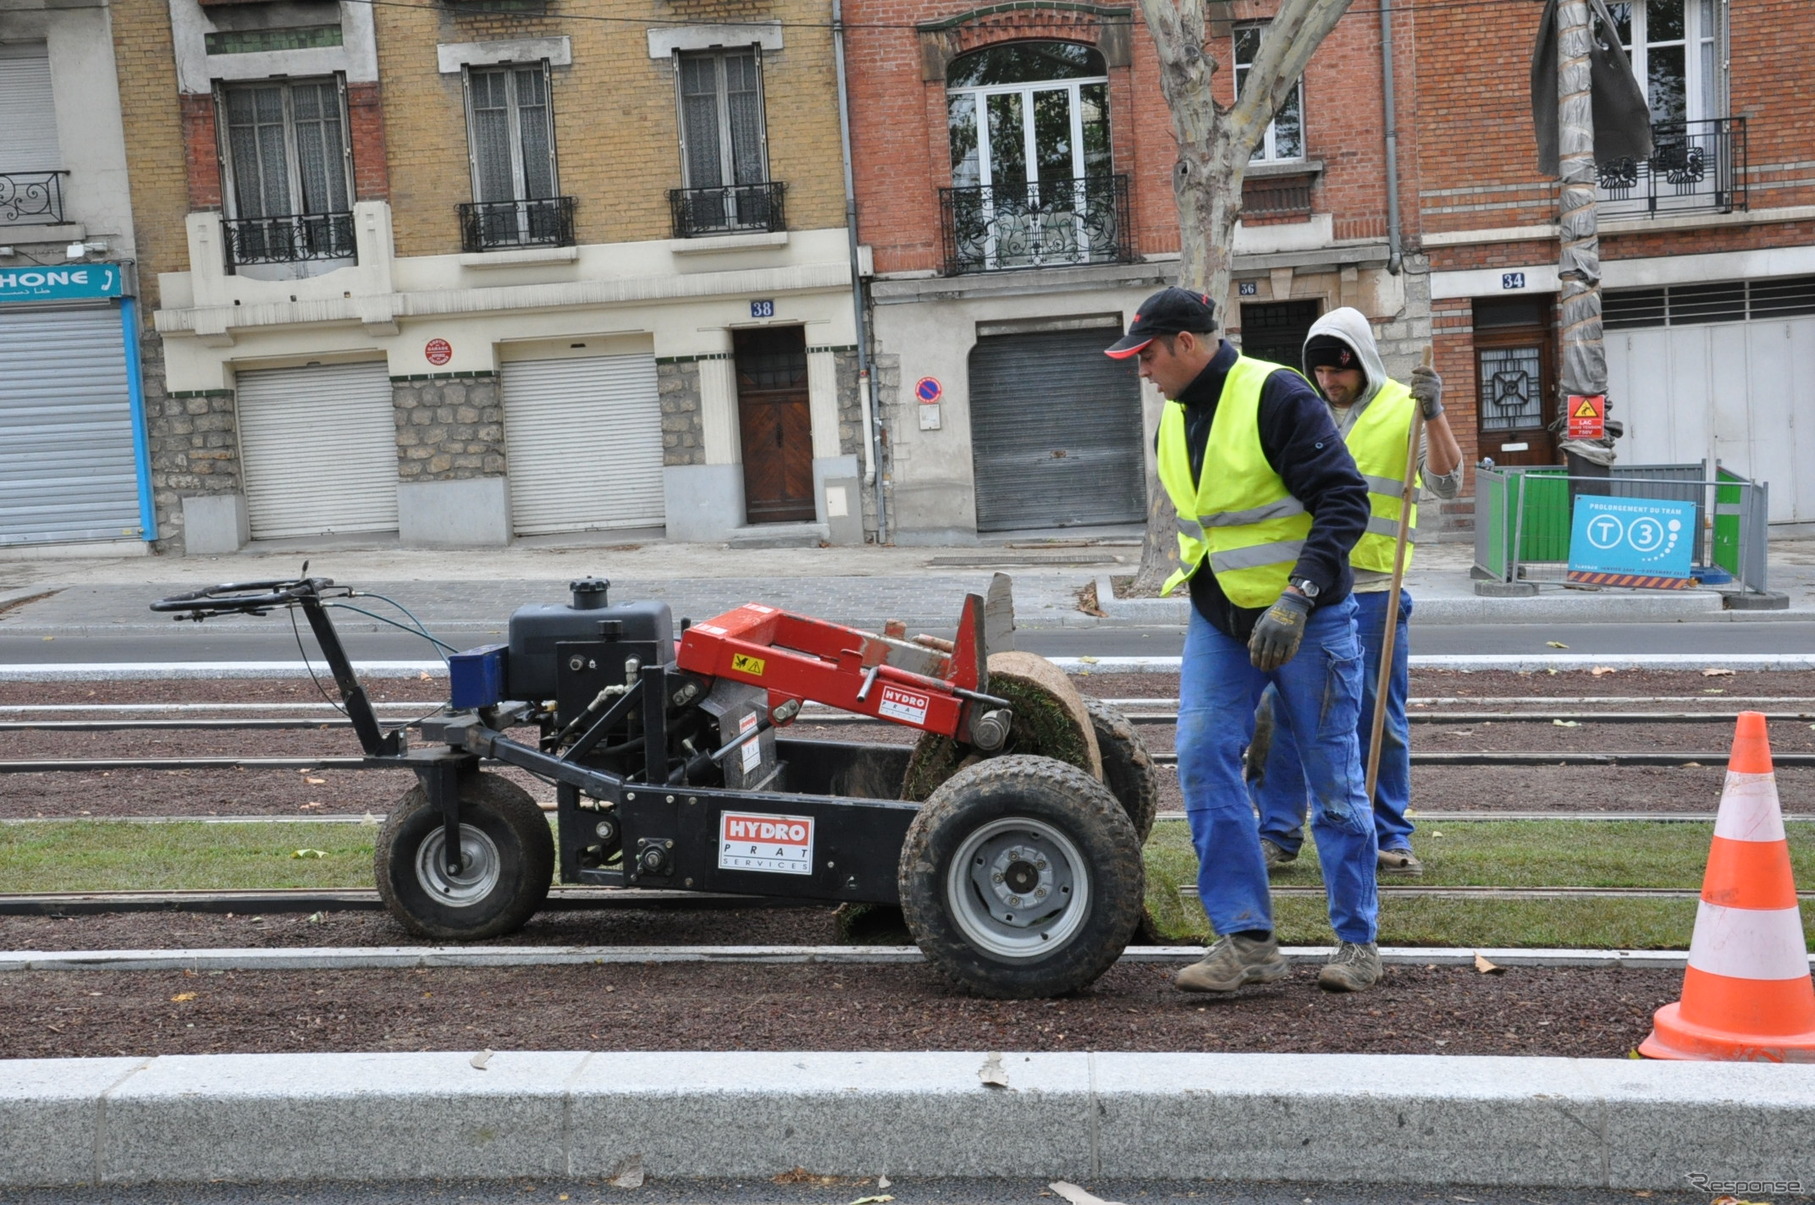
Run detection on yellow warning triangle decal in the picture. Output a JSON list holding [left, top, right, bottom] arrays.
[[1573, 398, 1600, 418]]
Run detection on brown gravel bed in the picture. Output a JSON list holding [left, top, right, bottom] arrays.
[[6, 902, 846, 953], [0, 958, 1682, 1061]]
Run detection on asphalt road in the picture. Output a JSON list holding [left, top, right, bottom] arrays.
[[4, 621, 1815, 664], [0, 1176, 1725, 1205]]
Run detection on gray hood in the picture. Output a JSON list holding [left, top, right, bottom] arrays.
[[1302, 307, 1389, 410]]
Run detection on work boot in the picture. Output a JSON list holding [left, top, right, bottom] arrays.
[[1174, 933, 1289, 993], [1317, 941, 1383, 992], [1377, 847, 1424, 877], [1262, 840, 1298, 873]]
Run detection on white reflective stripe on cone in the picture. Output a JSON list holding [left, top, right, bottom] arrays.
[[1713, 772, 1787, 843], [1686, 901, 1814, 981]]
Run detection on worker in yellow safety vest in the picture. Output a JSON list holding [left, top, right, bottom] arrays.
[[1249, 308, 1464, 878], [1104, 287, 1383, 994]]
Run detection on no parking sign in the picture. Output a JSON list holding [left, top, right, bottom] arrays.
[[1565, 496, 1696, 588]]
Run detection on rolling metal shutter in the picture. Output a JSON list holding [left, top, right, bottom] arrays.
[[236, 362, 398, 539], [968, 328, 1146, 531], [1606, 278, 1815, 523], [0, 44, 61, 170], [0, 305, 141, 545], [502, 353, 665, 535]]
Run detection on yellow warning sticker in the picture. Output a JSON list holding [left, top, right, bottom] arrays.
[[731, 653, 766, 676], [1573, 398, 1601, 418]]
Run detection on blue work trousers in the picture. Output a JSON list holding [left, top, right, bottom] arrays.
[[1253, 588, 1414, 856], [1177, 596, 1378, 945]]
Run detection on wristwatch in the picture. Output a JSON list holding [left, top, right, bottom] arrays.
[[1289, 577, 1321, 599]]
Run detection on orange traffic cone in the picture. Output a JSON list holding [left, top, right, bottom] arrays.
[[1641, 711, 1815, 1061]]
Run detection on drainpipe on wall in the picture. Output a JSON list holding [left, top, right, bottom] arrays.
[[833, 0, 889, 543], [1381, 0, 1404, 275]]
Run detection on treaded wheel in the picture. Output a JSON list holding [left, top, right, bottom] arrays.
[[1084, 697, 1160, 845], [898, 754, 1143, 999], [375, 772, 553, 940]]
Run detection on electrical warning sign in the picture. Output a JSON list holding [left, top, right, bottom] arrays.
[[877, 684, 931, 727], [718, 811, 815, 875], [1566, 394, 1606, 441]]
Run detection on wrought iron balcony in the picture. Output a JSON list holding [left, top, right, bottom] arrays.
[[0, 171, 67, 226], [457, 196, 576, 253], [1596, 117, 1745, 219], [224, 211, 356, 267], [939, 174, 1131, 276], [669, 182, 786, 238]]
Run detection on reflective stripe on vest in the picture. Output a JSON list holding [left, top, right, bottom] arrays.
[[1343, 379, 1421, 574], [1156, 355, 1314, 607]]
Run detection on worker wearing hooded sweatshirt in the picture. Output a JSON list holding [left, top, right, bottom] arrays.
[[1251, 307, 1464, 877], [1105, 288, 1383, 995]]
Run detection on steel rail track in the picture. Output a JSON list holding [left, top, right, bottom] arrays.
[[12, 708, 1815, 732], [10, 880, 1806, 919], [0, 886, 817, 917], [16, 809, 1815, 826], [8, 749, 1815, 772], [1180, 885, 1815, 902]]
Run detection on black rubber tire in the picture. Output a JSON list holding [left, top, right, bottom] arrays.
[[898, 754, 1144, 999], [1083, 697, 1160, 845], [375, 773, 554, 941]]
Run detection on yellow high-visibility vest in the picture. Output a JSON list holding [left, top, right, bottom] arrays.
[[1342, 379, 1420, 574], [1156, 355, 1313, 607]]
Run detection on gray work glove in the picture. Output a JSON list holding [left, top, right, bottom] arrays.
[[1410, 365, 1444, 420], [1248, 590, 1313, 672]]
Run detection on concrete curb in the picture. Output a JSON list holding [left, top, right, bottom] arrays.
[[1088, 575, 1814, 625], [4, 1050, 1813, 1190], [0, 944, 1734, 974]]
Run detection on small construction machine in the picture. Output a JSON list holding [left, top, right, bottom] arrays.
[[152, 575, 1157, 998]]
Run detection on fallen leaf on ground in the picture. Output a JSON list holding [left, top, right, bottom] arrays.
[[1077, 655, 1099, 664], [1051, 1182, 1126, 1205], [304, 776, 326, 785], [1552, 719, 1581, 727], [847, 1196, 894, 1205], [290, 849, 327, 859], [611, 1155, 645, 1189], [1473, 953, 1505, 975], [1702, 667, 1736, 676], [978, 1052, 1009, 1087], [1591, 666, 1617, 676], [1546, 641, 1569, 649], [170, 992, 197, 1002], [469, 1049, 492, 1070]]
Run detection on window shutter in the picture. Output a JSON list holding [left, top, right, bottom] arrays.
[[0, 45, 60, 170]]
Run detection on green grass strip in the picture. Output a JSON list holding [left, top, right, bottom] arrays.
[[8, 818, 1815, 952], [1143, 818, 1815, 949]]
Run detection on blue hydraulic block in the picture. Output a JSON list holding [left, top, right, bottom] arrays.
[[448, 643, 508, 710]]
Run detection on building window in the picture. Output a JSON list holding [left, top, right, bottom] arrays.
[[668, 48, 779, 236], [1604, 0, 1719, 124], [0, 43, 65, 226], [1595, 0, 1736, 218], [218, 76, 355, 265], [1234, 26, 1304, 163], [940, 42, 1128, 273], [460, 62, 573, 251]]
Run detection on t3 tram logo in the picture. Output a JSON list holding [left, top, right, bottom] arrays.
[[718, 811, 815, 875]]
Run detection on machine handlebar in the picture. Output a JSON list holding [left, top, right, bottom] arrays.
[[150, 577, 335, 617]]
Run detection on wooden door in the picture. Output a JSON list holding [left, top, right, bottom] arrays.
[[734, 326, 815, 523], [1473, 300, 1558, 467]]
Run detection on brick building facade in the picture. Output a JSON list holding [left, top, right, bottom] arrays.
[[118, 0, 869, 555], [1411, 0, 1815, 527], [844, 0, 1432, 541]]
